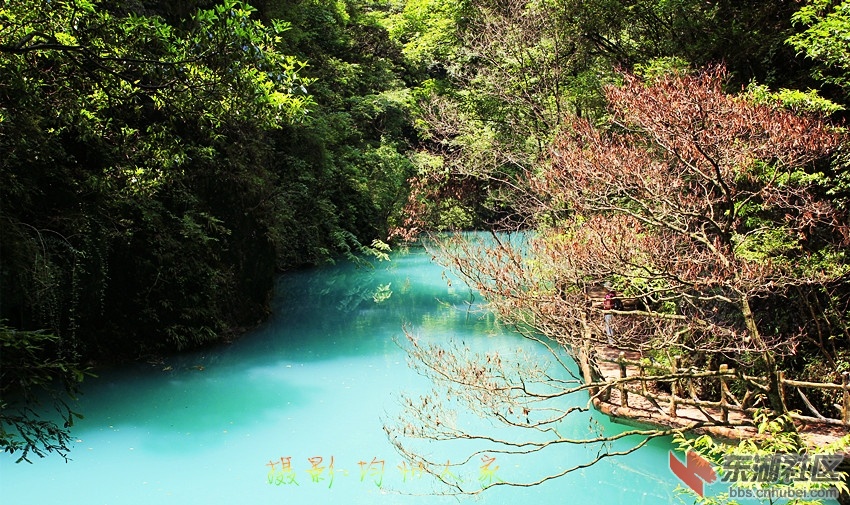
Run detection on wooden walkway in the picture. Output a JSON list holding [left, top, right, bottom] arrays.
[[582, 343, 849, 449]]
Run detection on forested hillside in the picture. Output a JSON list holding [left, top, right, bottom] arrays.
[[2, 0, 849, 463], [391, 0, 849, 234], [1, 0, 419, 361], [1, 0, 420, 459], [389, 0, 850, 477]]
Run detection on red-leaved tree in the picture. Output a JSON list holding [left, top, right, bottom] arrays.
[[387, 66, 848, 493]]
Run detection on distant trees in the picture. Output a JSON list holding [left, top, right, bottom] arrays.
[[392, 0, 847, 235], [259, 0, 418, 254]]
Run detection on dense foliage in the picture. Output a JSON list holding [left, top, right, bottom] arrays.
[[2, 0, 849, 466], [393, 0, 850, 234], [1, 0, 416, 459], [382, 1, 850, 492], [394, 1, 850, 390]]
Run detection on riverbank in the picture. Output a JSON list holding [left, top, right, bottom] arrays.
[[581, 343, 849, 451]]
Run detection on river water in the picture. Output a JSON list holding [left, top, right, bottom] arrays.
[[2, 244, 707, 504]]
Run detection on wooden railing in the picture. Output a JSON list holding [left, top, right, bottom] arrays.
[[595, 352, 850, 427]]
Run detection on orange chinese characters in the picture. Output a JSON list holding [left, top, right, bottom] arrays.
[[439, 460, 460, 484], [479, 455, 503, 488], [307, 455, 341, 488], [267, 456, 298, 486], [397, 460, 425, 482], [358, 457, 385, 487]]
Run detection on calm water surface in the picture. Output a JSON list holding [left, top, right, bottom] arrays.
[[2, 245, 692, 504]]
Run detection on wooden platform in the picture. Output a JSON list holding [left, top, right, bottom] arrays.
[[586, 343, 848, 450]]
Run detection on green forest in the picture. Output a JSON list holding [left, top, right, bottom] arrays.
[[2, 0, 849, 467]]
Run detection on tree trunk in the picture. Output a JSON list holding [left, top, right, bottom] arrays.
[[740, 295, 787, 415]]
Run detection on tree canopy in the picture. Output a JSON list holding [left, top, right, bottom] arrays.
[[384, 66, 849, 492], [384, 0, 850, 494], [1, 0, 417, 460], [3, 0, 849, 478]]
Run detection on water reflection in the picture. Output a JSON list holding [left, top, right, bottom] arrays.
[[0, 243, 687, 504]]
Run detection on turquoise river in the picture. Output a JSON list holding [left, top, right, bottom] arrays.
[[1, 243, 812, 504]]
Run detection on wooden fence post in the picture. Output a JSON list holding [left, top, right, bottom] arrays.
[[669, 356, 679, 418], [777, 371, 787, 415], [618, 352, 628, 408], [719, 364, 729, 424], [578, 323, 599, 400]]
